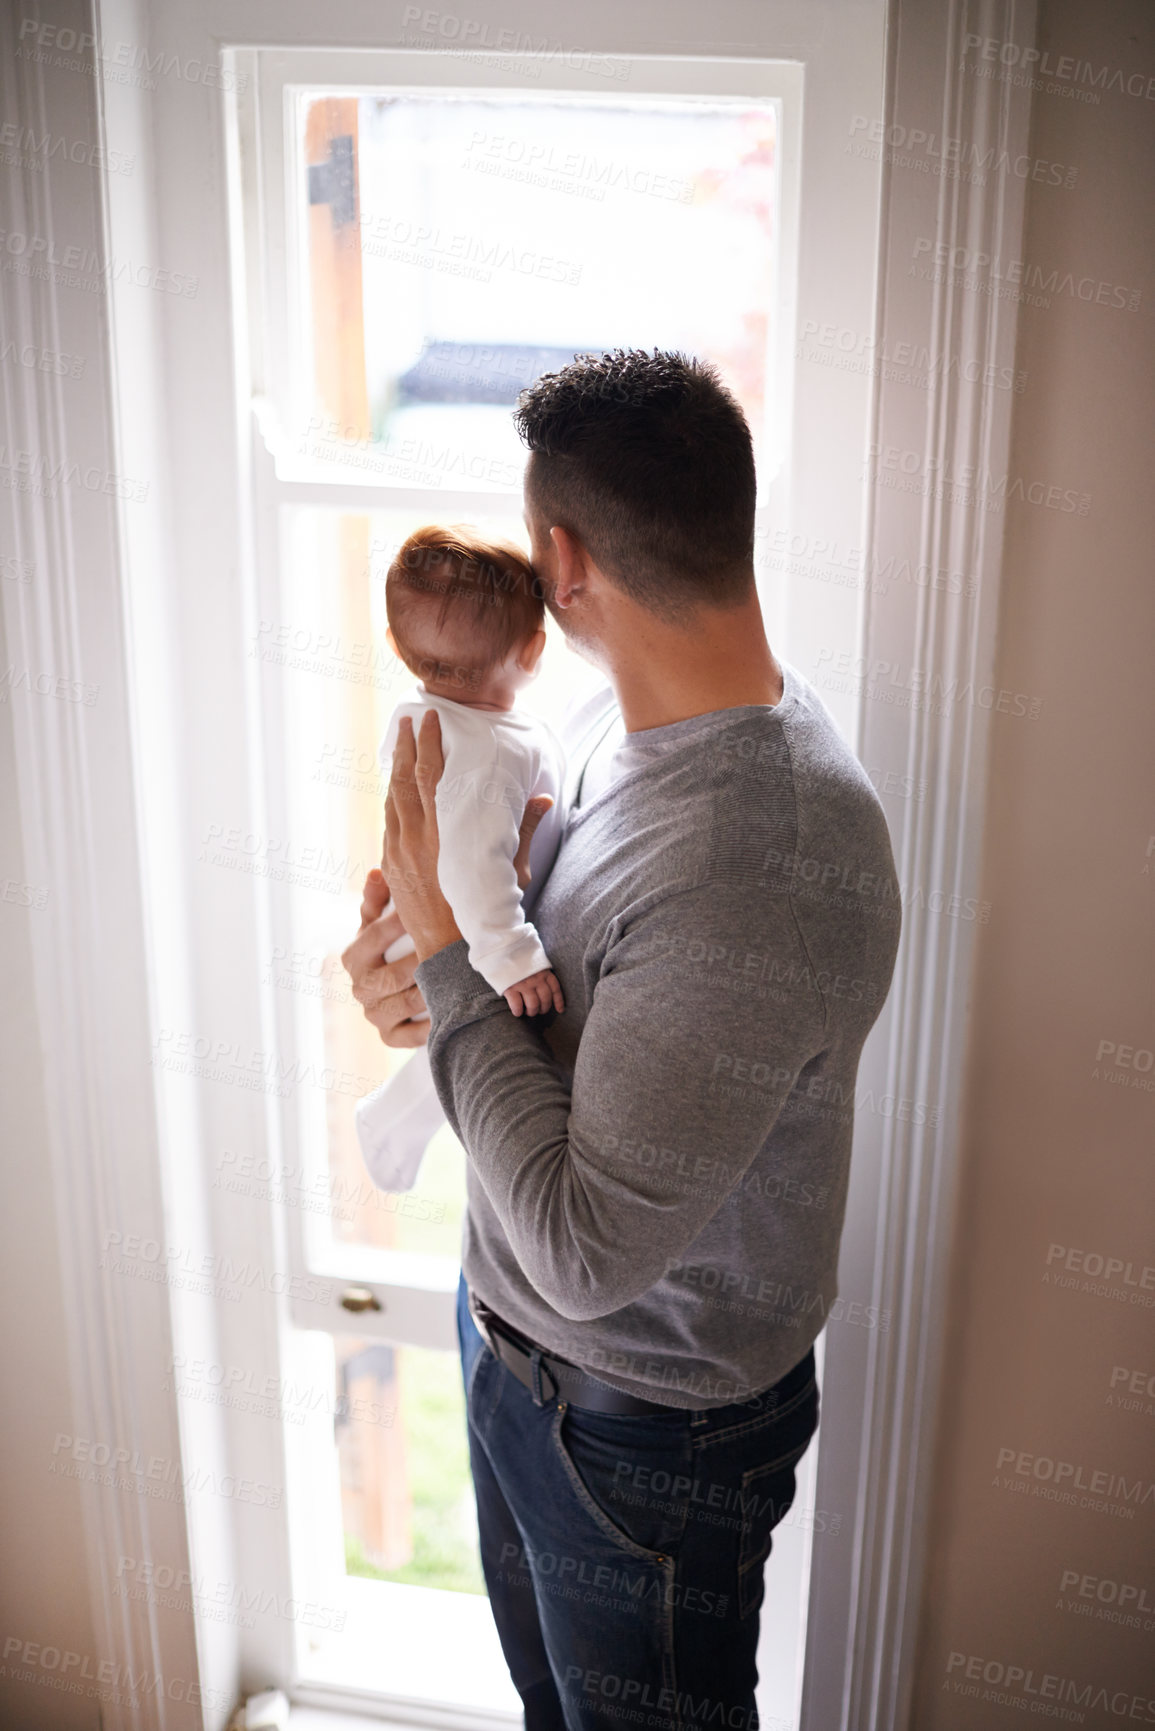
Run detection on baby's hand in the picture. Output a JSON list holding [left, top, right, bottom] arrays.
[[503, 968, 565, 1018]]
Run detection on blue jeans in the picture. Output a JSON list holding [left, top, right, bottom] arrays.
[[456, 1275, 820, 1731]]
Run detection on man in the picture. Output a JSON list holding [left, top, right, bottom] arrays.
[[343, 350, 901, 1729]]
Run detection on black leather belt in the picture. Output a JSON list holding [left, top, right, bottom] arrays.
[[468, 1292, 676, 1416]]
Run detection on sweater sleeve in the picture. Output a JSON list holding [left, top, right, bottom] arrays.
[[414, 881, 825, 1321]]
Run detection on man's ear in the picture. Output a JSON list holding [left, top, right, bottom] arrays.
[[385, 625, 400, 657], [550, 524, 585, 609], [516, 628, 548, 675]]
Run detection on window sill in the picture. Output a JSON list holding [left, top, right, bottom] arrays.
[[290, 1700, 518, 1731], [292, 1578, 520, 1728], [290, 1711, 475, 1731]]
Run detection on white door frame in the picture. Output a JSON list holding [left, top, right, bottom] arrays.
[[802, 3, 1036, 1727], [226, 31, 875, 1726], [0, 0, 1034, 1725]]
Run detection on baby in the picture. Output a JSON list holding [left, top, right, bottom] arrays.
[[354, 524, 567, 1195]]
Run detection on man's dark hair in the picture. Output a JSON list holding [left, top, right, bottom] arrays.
[[514, 348, 757, 621]]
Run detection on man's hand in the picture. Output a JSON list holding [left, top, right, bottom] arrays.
[[341, 869, 430, 1048], [342, 717, 557, 1046], [383, 713, 462, 963], [503, 967, 565, 1018]]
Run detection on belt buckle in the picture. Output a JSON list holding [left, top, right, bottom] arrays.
[[472, 1293, 561, 1409], [528, 1347, 559, 1408]]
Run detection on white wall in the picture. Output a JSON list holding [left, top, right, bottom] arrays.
[[0, 1, 203, 1725]]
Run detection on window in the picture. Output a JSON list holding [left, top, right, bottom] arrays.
[[221, 38, 869, 1723]]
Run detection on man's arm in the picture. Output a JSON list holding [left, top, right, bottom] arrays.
[[415, 884, 825, 1322]]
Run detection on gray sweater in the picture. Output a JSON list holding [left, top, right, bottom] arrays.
[[415, 662, 901, 1407]]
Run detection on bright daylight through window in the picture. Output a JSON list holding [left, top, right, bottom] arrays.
[[298, 93, 779, 482]]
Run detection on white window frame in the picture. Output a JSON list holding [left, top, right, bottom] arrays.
[[232, 48, 836, 1726], [1, 0, 1035, 1723]]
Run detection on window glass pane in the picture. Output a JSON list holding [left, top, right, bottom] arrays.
[[300, 91, 778, 486], [335, 1332, 483, 1594], [285, 1329, 516, 1701]]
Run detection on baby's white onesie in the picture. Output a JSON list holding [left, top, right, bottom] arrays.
[[354, 685, 566, 1194]]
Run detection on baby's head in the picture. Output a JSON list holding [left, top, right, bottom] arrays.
[[385, 524, 546, 705]]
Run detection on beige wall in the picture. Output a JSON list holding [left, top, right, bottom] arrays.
[[914, 1, 1155, 1723], [0, 597, 99, 1728]]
